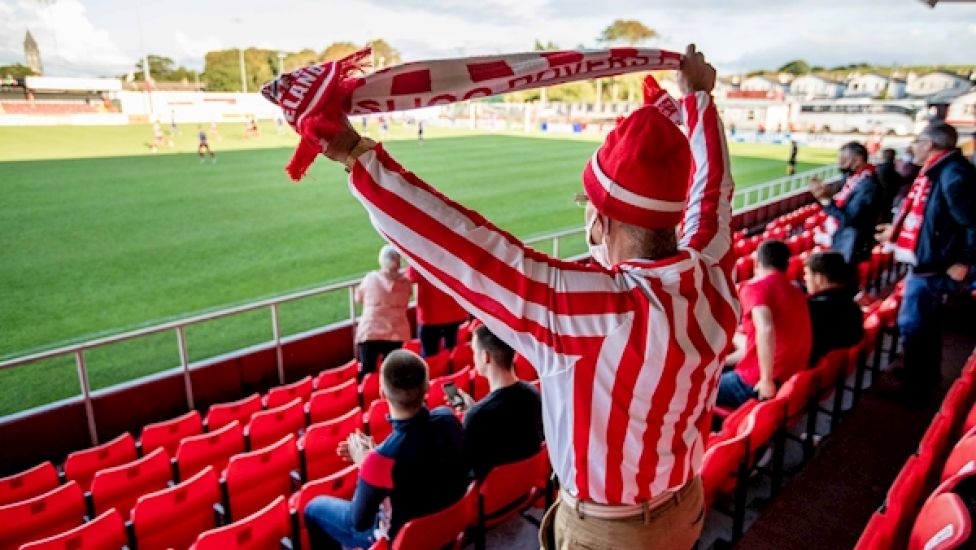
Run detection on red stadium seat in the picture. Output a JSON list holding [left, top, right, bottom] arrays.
[[0, 481, 86, 549], [313, 359, 358, 391], [513, 354, 536, 382], [175, 420, 245, 480], [131, 466, 221, 550], [426, 349, 452, 379], [140, 410, 203, 456], [702, 419, 751, 508], [360, 372, 381, 409], [0, 461, 59, 506], [301, 408, 363, 480], [963, 404, 976, 436], [909, 493, 972, 550], [920, 413, 953, 463], [786, 254, 805, 282], [427, 367, 472, 409], [471, 372, 490, 401], [205, 393, 263, 431], [886, 455, 930, 546], [778, 369, 817, 427], [854, 511, 894, 550], [245, 397, 306, 451], [307, 378, 359, 424], [365, 399, 393, 443], [63, 432, 137, 492], [734, 255, 754, 283], [450, 342, 474, 371], [403, 339, 422, 354], [457, 320, 476, 344], [224, 434, 299, 521], [190, 495, 292, 550], [942, 435, 976, 483], [477, 449, 546, 532], [370, 482, 477, 550], [290, 465, 359, 550], [19, 509, 127, 550], [91, 447, 172, 519], [264, 375, 314, 409]]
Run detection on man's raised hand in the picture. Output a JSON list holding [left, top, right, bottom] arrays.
[[318, 116, 361, 164], [678, 44, 716, 96]]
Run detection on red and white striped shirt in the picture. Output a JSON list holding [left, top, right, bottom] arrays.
[[346, 92, 740, 505]]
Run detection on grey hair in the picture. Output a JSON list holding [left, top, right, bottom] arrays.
[[378, 244, 401, 271], [922, 122, 958, 150]]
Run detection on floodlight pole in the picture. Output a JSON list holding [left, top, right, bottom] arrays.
[[277, 52, 286, 77], [239, 47, 248, 93]]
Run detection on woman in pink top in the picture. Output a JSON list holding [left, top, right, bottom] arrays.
[[355, 245, 412, 379]]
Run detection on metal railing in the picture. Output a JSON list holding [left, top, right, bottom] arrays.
[[0, 164, 836, 443]]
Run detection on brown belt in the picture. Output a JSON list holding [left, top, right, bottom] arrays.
[[559, 477, 700, 521]]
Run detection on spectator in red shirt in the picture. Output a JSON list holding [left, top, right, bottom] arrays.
[[405, 265, 469, 357], [718, 240, 812, 409]]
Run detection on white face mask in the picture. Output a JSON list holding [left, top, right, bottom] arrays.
[[585, 213, 612, 269]]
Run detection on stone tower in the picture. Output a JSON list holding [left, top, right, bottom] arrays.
[[24, 30, 42, 75]]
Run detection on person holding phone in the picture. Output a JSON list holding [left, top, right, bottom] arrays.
[[447, 325, 542, 480], [304, 350, 466, 549]]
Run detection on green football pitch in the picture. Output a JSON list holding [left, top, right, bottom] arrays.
[[0, 121, 834, 415]]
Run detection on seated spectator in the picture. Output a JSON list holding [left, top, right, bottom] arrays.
[[718, 240, 812, 409], [406, 265, 469, 357], [304, 350, 467, 549], [450, 325, 543, 480], [804, 252, 865, 366], [355, 245, 412, 380], [875, 148, 905, 223]]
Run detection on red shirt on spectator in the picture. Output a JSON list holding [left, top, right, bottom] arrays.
[[734, 271, 812, 386], [405, 266, 468, 326]]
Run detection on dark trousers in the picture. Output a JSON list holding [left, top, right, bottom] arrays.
[[716, 371, 757, 410], [357, 340, 403, 380], [896, 273, 959, 397], [418, 321, 463, 357]]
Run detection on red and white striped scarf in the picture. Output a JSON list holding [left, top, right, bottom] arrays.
[[821, 164, 875, 237], [890, 151, 950, 265], [261, 48, 682, 180]]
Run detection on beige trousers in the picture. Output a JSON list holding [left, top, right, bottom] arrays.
[[539, 477, 705, 550]]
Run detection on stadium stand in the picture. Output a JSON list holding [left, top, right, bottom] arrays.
[[18, 509, 127, 550], [5, 198, 972, 549]]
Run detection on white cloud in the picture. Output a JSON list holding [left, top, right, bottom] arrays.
[[174, 32, 222, 64], [0, 0, 132, 76]]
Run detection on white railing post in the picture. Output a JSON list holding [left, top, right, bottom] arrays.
[[552, 235, 560, 258], [74, 350, 99, 446], [271, 303, 285, 385], [175, 326, 195, 410], [348, 285, 358, 352]]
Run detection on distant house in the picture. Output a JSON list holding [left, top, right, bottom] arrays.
[[790, 74, 846, 99], [741, 75, 780, 93], [887, 79, 907, 100], [845, 73, 897, 98], [906, 71, 973, 99]]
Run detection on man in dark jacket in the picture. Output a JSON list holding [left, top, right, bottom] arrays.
[[875, 148, 905, 223], [877, 122, 976, 402], [809, 142, 883, 264], [803, 251, 864, 366]]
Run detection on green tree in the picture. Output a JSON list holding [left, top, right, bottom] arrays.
[[777, 59, 810, 75], [365, 39, 401, 67], [129, 55, 197, 82], [321, 41, 359, 62], [598, 19, 658, 45], [283, 48, 321, 72], [0, 63, 37, 78]]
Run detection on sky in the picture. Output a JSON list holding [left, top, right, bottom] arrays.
[[2, 0, 976, 78]]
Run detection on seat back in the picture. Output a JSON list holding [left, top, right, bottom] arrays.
[[224, 434, 299, 521], [403, 339, 422, 354], [908, 493, 972, 550], [292, 465, 359, 550], [886, 455, 930, 544], [743, 397, 786, 467], [205, 393, 263, 431], [302, 408, 363, 480], [426, 350, 452, 379], [190, 495, 291, 550], [366, 399, 393, 443], [19, 509, 127, 550], [701, 419, 751, 508], [471, 372, 490, 401], [392, 482, 477, 550], [0, 481, 85, 549], [63, 432, 137, 492], [943, 435, 976, 483], [478, 449, 545, 528], [307, 378, 359, 424], [141, 410, 203, 457], [265, 375, 314, 409], [450, 343, 474, 372], [132, 466, 221, 550], [812, 348, 848, 394], [920, 413, 953, 464], [360, 372, 381, 410], [313, 360, 358, 390], [91, 447, 172, 519], [176, 420, 245, 480], [427, 367, 472, 409], [0, 461, 59, 506], [779, 369, 817, 421], [246, 397, 306, 451], [513, 354, 536, 382]]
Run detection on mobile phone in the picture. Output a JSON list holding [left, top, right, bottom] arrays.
[[443, 382, 465, 408]]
